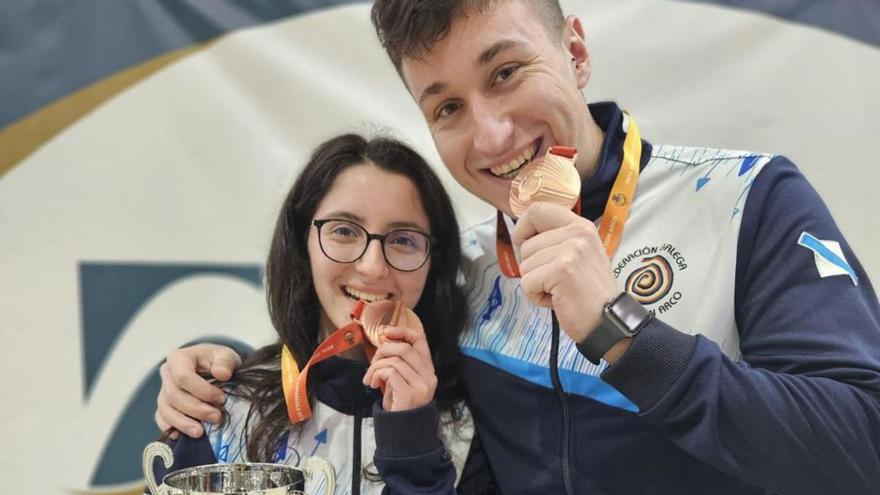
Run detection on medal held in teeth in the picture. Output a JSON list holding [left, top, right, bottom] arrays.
[[283, 298, 424, 423], [357, 298, 424, 347], [509, 145, 580, 219]]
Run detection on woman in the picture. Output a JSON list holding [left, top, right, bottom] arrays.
[[153, 134, 475, 494]]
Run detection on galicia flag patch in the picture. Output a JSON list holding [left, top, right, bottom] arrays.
[[798, 232, 858, 286]]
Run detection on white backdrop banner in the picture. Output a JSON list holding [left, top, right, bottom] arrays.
[[1, 1, 878, 493]]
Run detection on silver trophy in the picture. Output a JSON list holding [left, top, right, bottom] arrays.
[[143, 441, 336, 495]]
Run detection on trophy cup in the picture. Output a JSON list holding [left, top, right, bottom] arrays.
[[143, 441, 336, 495]]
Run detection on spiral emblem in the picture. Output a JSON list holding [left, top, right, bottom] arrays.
[[625, 255, 673, 304]]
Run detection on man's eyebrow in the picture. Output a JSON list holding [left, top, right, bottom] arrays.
[[418, 82, 448, 106], [417, 40, 521, 107], [477, 39, 519, 67]]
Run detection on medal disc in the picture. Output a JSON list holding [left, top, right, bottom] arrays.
[[358, 299, 423, 346], [509, 149, 580, 219]]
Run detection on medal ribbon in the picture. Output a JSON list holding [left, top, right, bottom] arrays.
[[496, 113, 642, 277], [281, 300, 379, 424]]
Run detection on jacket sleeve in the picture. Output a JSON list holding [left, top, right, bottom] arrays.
[[373, 401, 458, 495], [601, 156, 880, 495]]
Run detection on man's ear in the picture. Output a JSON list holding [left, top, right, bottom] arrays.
[[564, 15, 591, 88]]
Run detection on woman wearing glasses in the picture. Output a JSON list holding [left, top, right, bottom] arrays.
[[152, 134, 478, 494]]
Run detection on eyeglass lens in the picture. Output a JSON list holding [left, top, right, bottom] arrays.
[[318, 219, 430, 271]]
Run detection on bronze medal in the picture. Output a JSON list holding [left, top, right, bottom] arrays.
[[358, 299, 423, 346], [509, 147, 581, 219]]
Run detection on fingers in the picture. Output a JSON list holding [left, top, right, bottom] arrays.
[[155, 396, 204, 439], [154, 410, 180, 440], [381, 325, 431, 360], [518, 219, 598, 263], [372, 326, 434, 375], [509, 201, 619, 344], [166, 347, 229, 405], [362, 323, 437, 411], [370, 364, 436, 412], [379, 369, 405, 411], [519, 262, 557, 309], [381, 369, 407, 411], [207, 346, 242, 382], [380, 324, 425, 346], [364, 346, 426, 387], [368, 355, 423, 387], [156, 362, 223, 438], [512, 202, 582, 248]]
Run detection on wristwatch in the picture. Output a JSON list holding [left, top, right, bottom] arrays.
[[576, 292, 652, 365]]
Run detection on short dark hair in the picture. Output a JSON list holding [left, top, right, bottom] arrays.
[[371, 0, 565, 73], [227, 134, 468, 462]]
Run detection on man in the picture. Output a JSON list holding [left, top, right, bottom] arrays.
[[156, 1, 880, 493]]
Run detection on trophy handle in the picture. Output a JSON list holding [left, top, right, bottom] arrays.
[[143, 441, 173, 495], [303, 456, 335, 495]]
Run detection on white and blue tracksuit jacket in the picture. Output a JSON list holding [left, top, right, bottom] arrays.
[[459, 102, 880, 495]]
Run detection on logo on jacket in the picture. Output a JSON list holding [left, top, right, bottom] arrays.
[[614, 244, 688, 315], [478, 275, 504, 325], [625, 255, 673, 304]]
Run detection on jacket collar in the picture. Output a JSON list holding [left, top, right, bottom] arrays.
[[579, 101, 653, 221], [310, 356, 381, 417]]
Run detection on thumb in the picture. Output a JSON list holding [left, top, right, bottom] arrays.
[[204, 346, 242, 382]]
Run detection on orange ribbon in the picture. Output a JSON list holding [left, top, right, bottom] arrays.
[[281, 300, 379, 424], [281, 299, 414, 424]]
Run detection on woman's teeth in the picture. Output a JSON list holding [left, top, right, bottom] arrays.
[[490, 143, 539, 178], [344, 287, 391, 302]]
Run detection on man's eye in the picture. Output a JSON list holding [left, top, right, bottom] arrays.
[[495, 64, 521, 83], [437, 101, 462, 119]]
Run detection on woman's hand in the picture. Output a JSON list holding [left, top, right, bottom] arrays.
[[363, 325, 437, 411]]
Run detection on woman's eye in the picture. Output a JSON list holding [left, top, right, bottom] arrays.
[[391, 235, 416, 247], [329, 224, 360, 237], [387, 231, 427, 251]]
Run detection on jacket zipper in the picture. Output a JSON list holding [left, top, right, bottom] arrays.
[[551, 312, 575, 495], [352, 409, 362, 495]]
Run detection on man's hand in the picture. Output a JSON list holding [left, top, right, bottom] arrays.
[[155, 343, 242, 438], [513, 202, 619, 346], [363, 325, 437, 412]]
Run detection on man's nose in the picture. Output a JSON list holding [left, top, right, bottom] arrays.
[[471, 97, 514, 157], [355, 239, 389, 279]]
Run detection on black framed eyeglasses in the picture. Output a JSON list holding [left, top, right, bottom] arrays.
[[312, 218, 434, 272]]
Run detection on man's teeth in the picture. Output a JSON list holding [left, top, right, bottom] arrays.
[[344, 287, 390, 302], [490, 143, 539, 177]]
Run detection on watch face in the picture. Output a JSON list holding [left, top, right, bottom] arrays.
[[609, 293, 650, 336], [509, 148, 580, 219]]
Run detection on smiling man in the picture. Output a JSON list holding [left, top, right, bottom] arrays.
[[156, 1, 880, 494]]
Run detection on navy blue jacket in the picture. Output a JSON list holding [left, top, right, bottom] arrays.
[[462, 103, 880, 494]]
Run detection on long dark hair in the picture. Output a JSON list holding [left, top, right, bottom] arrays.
[[228, 133, 468, 461]]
